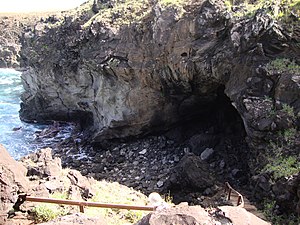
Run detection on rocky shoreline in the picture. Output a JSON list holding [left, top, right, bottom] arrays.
[[1, 144, 272, 225], [38, 99, 251, 205]]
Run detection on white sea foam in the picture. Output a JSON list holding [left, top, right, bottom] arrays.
[[0, 69, 76, 159]]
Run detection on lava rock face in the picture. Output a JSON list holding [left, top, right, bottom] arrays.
[[20, 0, 231, 140], [0, 16, 21, 68], [19, 0, 299, 147], [0, 13, 53, 68], [0, 145, 29, 224]]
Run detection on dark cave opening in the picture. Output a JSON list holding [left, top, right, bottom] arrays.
[[168, 86, 248, 156], [164, 86, 251, 204]]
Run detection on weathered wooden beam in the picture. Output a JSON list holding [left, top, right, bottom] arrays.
[[21, 195, 154, 212]]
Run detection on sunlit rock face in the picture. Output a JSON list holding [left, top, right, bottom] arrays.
[[19, 0, 299, 146]]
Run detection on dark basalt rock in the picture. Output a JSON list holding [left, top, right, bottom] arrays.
[[165, 153, 215, 192], [18, 1, 230, 140], [19, 0, 299, 148], [0, 145, 30, 225]]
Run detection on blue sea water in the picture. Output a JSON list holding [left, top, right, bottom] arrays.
[[0, 69, 42, 158], [0, 69, 52, 159], [0, 68, 83, 160]]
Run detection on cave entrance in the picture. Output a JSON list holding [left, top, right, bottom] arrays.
[[165, 86, 250, 203]]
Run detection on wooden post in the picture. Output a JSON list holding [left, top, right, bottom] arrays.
[[79, 205, 84, 213], [228, 189, 231, 200], [237, 196, 241, 206]]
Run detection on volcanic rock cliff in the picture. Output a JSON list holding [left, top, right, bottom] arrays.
[[0, 13, 56, 68], [19, 0, 300, 220], [20, 0, 299, 145]]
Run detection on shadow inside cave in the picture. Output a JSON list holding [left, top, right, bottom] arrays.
[[162, 86, 251, 204]]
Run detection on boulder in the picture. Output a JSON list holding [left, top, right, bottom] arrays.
[[67, 169, 97, 200], [20, 148, 62, 178], [135, 204, 213, 225], [165, 153, 215, 192], [200, 148, 214, 161], [271, 172, 300, 215], [0, 144, 30, 224], [135, 204, 271, 225], [219, 206, 271, 225], [20, 148, 98, 200]]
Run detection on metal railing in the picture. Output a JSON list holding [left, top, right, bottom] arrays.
[[224, 182, 244, 207], [18, 194, 154, 213]]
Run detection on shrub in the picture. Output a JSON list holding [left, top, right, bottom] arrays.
[[266, 58, 300, 74], [32, 203, 68, 223], [282, 104, 296, 117], [263, 155, 300, 179], [31, 191, 70, 223], [262, 200, 300, 225], [225, 0, 300, 21]]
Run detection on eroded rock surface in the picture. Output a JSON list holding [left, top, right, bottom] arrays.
[[0, 13, 55, 68], [135, 204, 216, 225], [19, 0, 299, 152], [219, 206, 271, 225], [0, 144, 30, 224]]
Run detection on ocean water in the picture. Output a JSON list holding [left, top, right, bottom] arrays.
[[0, 69, 75, 159]]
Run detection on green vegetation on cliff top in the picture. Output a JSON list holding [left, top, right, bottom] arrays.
[[82, 0, 189, 29], [266, 58, 300, 74], [225, 0, 300, 21], [67, 0, 300, 29]]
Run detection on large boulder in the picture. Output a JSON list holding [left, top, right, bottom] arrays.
[[20, 148, 98, 200], [271, 173, 300, 215], [20, 148, 62, 178], [219, 206, 271, 225], [165, 153, 215, 192], [0, 144, 30, 224], [135, 204, 271, 225], [135, 204, 214, 225]]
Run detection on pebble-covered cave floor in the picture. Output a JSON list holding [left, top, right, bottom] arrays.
[[60, 134, 185, 193], [38, 118, 250, 207], [27, 89, 252, 206]]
